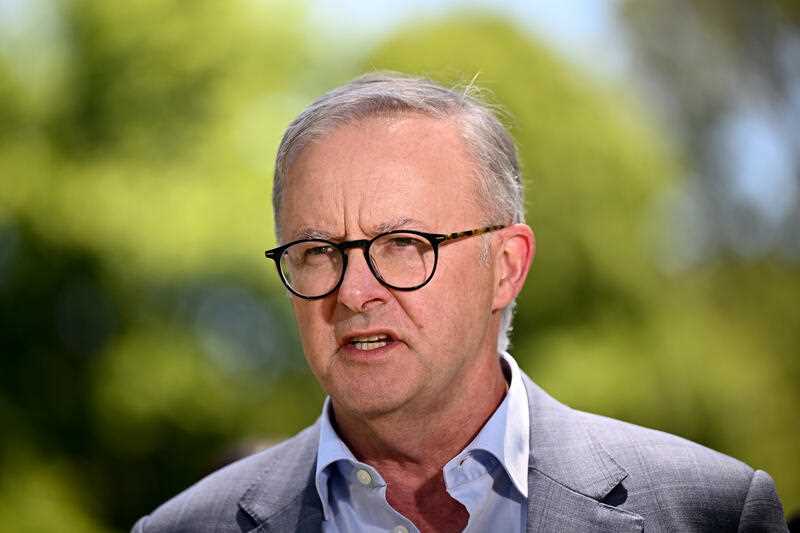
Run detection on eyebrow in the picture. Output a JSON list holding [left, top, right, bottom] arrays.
[[290, 217, 429, 242], [372, 217, 428, 234], [293, 227, 335, 241]]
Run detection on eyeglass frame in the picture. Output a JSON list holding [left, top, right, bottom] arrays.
[[264, 224, 506, 300]]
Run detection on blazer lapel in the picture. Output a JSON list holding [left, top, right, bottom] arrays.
[[237, 423, 324, 533], [522, 374, 644, 532]]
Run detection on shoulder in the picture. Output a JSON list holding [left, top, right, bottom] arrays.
[[522, 372, 754, 489], [580, 408, 752, 479], [576, 404, 785, 530], [520, 373, 786, 529], [578, 408, 753, 488], [575, 407, 786, 529], [132, 423, 320, 533]]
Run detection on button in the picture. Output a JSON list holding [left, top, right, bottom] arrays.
[[393, 526, 409, 533], [355, 468, 372, 486]]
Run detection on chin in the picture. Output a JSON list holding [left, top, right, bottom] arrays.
[[329, 378, 415, 421]]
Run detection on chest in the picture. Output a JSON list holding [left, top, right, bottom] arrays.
[[387, 483, 468, 533]]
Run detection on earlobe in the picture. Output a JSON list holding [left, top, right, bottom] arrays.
[[492, 224, 535, 311]]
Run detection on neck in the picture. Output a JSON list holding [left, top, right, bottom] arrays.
[[330, 351, 508, 488]]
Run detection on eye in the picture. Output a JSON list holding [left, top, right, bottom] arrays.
[[388, 237, 418, 247], [305, 245, 335, 257]]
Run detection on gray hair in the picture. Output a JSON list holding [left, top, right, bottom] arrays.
[[272, 72, 525, 353]]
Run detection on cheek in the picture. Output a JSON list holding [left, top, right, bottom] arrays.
[[451, 262, 494, 321], [409, 260, 493, 343], [292, 301, 334, 358]]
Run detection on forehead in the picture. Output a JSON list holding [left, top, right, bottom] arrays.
[[279, 113, 483, 239]]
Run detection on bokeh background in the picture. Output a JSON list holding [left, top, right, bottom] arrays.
[[1, 0, 799, 530]]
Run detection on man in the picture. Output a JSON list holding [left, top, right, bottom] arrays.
[[133, 73, 788, 532]]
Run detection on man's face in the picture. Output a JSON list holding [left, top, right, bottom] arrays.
[[279, 114, 502, 420]]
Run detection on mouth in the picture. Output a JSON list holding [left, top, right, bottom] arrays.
[[348, 334, 393, 351]]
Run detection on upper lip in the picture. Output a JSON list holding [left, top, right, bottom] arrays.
[[338, 329, 399, 347]]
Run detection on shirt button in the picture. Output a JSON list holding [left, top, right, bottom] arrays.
[[355, 468, 372, 486], [393, 526, 409, 533]]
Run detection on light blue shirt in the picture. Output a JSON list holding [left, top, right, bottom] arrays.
[[314, 352, 530, 533]]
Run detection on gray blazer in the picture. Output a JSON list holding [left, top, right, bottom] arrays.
[[133, 373, 788, 532]]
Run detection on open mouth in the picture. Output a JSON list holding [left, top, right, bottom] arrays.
[[349, 334, 393, 351]]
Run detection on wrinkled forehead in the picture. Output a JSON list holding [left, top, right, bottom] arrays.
[[277, 114, 484, 241]]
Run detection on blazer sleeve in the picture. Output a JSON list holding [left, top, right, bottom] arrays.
[[131, 516, 148, 533], [737, 470, 788, 532]]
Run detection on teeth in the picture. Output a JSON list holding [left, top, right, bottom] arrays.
[[353, 341, 388, 351], [352, 335, 388, 342], [350, 335, 391, 351]]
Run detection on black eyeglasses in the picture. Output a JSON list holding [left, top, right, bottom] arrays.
[[264, 225, 505, 299]]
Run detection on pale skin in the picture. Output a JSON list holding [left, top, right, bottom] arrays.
[[279, 113, 535, 532]]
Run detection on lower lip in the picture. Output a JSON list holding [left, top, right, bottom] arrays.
[[339, 340, 401, 363]]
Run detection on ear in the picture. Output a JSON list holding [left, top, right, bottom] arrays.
[[492, 224, 535, 312]]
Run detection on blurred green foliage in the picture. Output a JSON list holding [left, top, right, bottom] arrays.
[[0, 1, 797, 530]]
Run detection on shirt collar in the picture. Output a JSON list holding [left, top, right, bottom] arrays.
[[314, 396, 357, 520], [452, 351, 530, 498], [313, 351, 531, 518]]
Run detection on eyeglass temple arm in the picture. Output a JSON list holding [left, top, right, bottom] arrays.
[[438, 224, 506, 244]]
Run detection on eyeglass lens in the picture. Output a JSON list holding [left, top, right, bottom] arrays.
[[279, 232, 436, 298]]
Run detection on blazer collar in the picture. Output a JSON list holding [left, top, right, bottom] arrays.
[[521, 373, 628, 499], [522, 374, 643, 531], [237, 424, 324, 532]]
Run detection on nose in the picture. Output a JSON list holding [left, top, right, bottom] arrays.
[[336, 247, 389, 313]]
